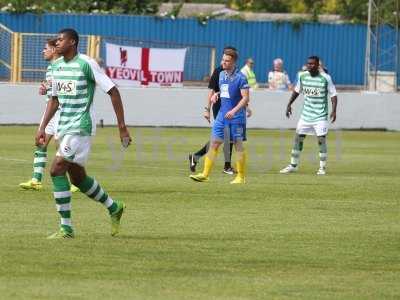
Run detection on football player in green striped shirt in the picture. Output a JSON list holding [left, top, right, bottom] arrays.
[[20, 38, 79, 192], [36, 28, 132, 239], [19, 38, 61, 191], [280, 56, 338, 175]]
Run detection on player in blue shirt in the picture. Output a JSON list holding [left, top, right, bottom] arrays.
[[190, 48, 250, 184]]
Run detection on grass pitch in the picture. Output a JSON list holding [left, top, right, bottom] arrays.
[[0, 126, 399, 300]]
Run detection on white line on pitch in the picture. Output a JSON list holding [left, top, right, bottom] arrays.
[[0, 156, 28, 162]]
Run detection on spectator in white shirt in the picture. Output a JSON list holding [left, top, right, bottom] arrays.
[[267, 58, 293, 91]]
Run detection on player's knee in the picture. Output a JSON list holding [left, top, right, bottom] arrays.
[[318, 136, 326, 145], [50, 158, 68, 177], [68, 165, 86, 186], [210, 140, 222, 150], [295, 134, 306, 143], [234, 140, 244, 152], [50, 162, 63, 177]]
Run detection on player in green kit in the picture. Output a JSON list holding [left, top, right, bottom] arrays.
[[20, 38, 79, 192], [280, 56, 338, 175], [36, 28, 132, 238]]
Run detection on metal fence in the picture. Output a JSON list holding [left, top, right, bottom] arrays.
[[0, 23, 12, 81], [19, 33, 90, 82], [0, 23, 92, 82], [0, 13, 370, 86], [0, 23, 215, 83]]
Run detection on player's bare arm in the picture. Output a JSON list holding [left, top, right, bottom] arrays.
[[108, 86, 132, 147], [35, 97, 59, 146], [203, 89, 214, 123], [286, 91, 299, 118], [225, 88, 249, 120], [210, 91, 220, 104], [39, 81, 47, 95], [246, 105, 252, 118], [330, 95, 338, 123]]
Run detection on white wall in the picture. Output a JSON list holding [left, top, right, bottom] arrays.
[[0, 84, 399, 130]]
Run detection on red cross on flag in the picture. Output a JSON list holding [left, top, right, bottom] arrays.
[[105, 43, 187, 87]]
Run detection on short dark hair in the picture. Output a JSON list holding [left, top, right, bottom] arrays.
[[223, 48, 238, 61], [46, 38, 57, 48], [58, 28, 79, 47], [308, 55, 320, 64]]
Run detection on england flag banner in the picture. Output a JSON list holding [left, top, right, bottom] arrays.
[[105, 43, 187, 87]]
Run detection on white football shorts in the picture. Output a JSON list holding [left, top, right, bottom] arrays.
[[296, 119, 329, 136], [44, 109, 60, 138], [56, 134, 92, 166]]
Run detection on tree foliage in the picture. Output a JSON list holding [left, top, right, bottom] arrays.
[[0, 0, 398, 24], [0, 0, 160, 14], [229, 0, 399, 23]]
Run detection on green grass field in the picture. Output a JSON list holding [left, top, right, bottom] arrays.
[[0, 126, 399, 300]]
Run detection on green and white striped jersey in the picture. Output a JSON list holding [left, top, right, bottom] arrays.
[[51, 54, 114, 138], [295, 71, 337, 122], [45, 64, 52, 101]]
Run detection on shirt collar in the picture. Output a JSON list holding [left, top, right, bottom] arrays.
[[223, 67, 239, 81], [62, 53, 80, 64]]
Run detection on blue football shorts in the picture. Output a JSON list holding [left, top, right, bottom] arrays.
[[212, 118, 247, 142]]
